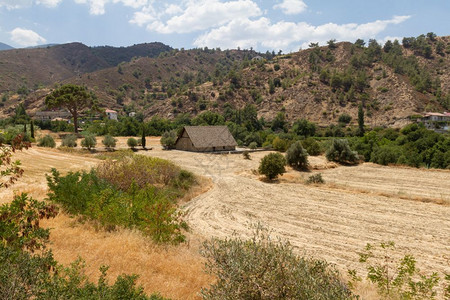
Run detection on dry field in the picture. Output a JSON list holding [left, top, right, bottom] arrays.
[[3, 136, 450, 299]]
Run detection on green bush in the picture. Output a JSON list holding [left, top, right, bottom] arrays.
[[301, 137, 322, 156], [370, 145, 402, 165], [61, 134, 77, 147], [326, 139, 359, 164], [285, 141, 309, 170], [47, 155, 195, 244], [81, 134, 97, 149], [306, 173, 325, 184], [248, 141, 257, 149], [160, 130, 177, 149], [127, 138, 138, 149], [103, 135, 117, 150], [258, 152, 286, 180], [338, 114, 352, 124], [349, 241, 440, 299], [37, 134, 56, 148], [272, 136, 290, 152], [201, 225, 353, 299]]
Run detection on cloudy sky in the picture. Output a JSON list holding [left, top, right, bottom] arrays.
[[0, 0, 449, 52]]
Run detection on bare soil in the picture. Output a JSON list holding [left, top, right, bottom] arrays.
[[3, 137, 450, 299]]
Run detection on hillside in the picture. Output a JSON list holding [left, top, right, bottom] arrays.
[[0, 42, 13, 51], [0, 42, 172, 93], [1, 34, 450, 127]]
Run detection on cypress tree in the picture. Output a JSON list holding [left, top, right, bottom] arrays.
[[141, 124, 146, 149], [23, 123, 27, 133], [30, 120, 35, 139], [358, 103, 365, 136]]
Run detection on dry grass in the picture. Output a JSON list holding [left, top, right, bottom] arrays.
[[40, 214, 212, 300]]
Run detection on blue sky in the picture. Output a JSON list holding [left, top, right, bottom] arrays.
[[0, 0, 449, 52]]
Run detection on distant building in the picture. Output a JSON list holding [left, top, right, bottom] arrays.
[[420, 112, 450, 132], [34, 110, 71, 121], [105, 109, 118, 120], [175, 126, 237, 152]]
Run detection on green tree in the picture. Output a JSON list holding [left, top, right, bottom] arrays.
[[127, 137, 138, 149], [358, 103, 365, 136], [326, 139, 359, 164], [81, 134, 97, 150], [160, 130, 178, 149], [45, 84, 97, 133], [30, 120, 35, 139], [102, 135, 117, 150], [141, 124, 146, 149], [61, 134, 77, 147], [258, 152, 286, 180], [37, 135, 56, 148], [285, 141, 309, 170]]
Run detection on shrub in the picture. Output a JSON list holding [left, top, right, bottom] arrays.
[[37, 134, 56, 148], [326, 139, 359, 164], [47, 155, 195, 244], [285, 141, 309, 170], [301, 137, 322, 156], [306, 173, 324, 184], [102, 135, 117, 150], [160, 130, 177, 149], [201, 225, 353, 299], [272, 137, 290, 152], [242, 151, 251, 160], [248, 141, 257, 149], [349, 241, 440, 299], [258, 152, 286, 180], [81, 134, 96, 149], [338, 113, 352, 124], [127, 138, 138, 149], [61, 134, 77, 147]]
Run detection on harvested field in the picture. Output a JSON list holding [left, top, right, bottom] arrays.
[[3, 137, 450, 299], [143, 139, 450, 295]]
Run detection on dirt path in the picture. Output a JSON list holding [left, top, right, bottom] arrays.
[[145, 144, 450, 280]]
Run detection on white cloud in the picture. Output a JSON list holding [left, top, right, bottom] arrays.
[[10, 27, 46, 46], [164, 3, 182, 16], [193, 15, 411, 52], [36, 0, 62, 7], [73, 0, 148, 15], [273, 0, 307, 15], [145, 0, 262, 34], [0, 0, 32, 9]]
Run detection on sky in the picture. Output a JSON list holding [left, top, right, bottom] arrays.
[[0, 0, 449, 52]]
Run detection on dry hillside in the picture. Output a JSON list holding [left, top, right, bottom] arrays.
[[1, 34, 450, 127]]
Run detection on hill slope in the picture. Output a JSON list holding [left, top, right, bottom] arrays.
[[0, 42, 13, 51], [1, 34, 450, 127]]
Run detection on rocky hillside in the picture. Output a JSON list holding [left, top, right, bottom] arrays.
[[1, 34, 450, 127]]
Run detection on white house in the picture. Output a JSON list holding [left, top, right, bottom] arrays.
[[105, 109, 118, 121], [420, 112, 450, 132]]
